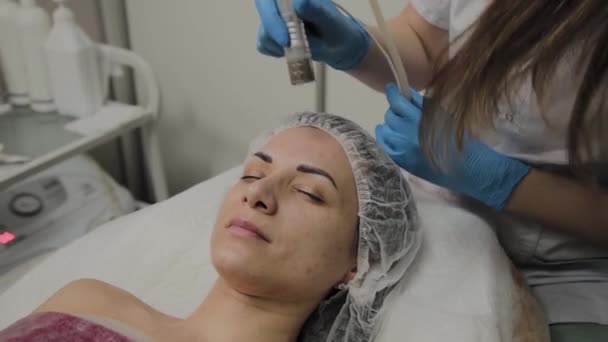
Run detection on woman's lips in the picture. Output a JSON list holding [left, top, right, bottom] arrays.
[[226, 218, 270, 242]]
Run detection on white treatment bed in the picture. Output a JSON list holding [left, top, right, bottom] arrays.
[[0, 166, 549, 341]]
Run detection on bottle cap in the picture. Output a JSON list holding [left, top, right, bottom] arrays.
[[53, 0, 73, 21]]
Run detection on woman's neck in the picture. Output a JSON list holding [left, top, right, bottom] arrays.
[[182, 279, 316, 342]]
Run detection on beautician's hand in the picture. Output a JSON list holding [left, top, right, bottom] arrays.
[[375, 84, 531, 210], [255, 0, 371, 70]]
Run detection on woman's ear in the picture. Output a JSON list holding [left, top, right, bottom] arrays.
[[334, 265, 357, 291], [341, 265, 357, 284]]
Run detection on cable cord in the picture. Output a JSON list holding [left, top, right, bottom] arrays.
[[333, 1, 411, 98]]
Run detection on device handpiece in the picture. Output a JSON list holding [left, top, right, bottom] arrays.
[[278, 0, 315, 85]]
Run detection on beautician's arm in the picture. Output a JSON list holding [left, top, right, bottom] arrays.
[[348, 4, 449, 92], [507, 169, 608, 241]]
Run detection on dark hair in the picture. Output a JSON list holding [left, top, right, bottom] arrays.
[[421, 0, 608, 180]]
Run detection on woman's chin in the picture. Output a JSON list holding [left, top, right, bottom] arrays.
[[212, 249, 265, 285]]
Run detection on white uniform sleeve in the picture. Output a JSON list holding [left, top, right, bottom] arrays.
[[410, 0, 451, 30]]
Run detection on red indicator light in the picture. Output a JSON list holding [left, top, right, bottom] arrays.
[[0, 231, 16, 245]]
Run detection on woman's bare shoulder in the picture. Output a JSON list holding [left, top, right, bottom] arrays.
[[29, 279, 183, 340], [32, 278, 143, 318]]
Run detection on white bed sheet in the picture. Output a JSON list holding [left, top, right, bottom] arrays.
[[0, 167, 547, 341]]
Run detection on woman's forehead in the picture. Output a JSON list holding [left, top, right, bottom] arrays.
[[262, 128, 344, 161], [257, 128, 355, 185]]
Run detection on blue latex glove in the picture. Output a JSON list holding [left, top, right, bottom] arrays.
[[375, 84, 531, 210], [255, 0, 371, 70]]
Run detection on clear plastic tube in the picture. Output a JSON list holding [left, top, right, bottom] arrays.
[[368, 0, 410, 96], [333, 1, 410, 98]]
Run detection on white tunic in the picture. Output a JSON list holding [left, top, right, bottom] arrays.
[[410, 0, 608, 325], [412, 0, 582, 165]]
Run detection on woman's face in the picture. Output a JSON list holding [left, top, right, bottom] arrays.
[[211, 127, 359, 303]]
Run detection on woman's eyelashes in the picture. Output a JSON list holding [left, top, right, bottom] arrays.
[[240, 173, 326, 204], [296, 189, 324, 203], [241, 168, 265, 181]]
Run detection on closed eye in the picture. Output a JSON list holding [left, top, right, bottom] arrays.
[[297, 189, 324, 203], [241, 175, 261, 181]]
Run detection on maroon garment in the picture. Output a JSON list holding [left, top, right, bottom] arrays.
[[0, 312, 133, 341]]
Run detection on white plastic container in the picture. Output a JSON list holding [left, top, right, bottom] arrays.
[[45, 0, 104, 117], [0, 0, 29, 106], [18, 0, 55, 112]]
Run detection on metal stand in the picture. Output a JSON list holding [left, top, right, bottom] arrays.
[[98, 44, 169, 201]]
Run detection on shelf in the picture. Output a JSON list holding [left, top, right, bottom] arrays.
[[0, 103, 153, 190]]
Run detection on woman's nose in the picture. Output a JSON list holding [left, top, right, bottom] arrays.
[[243, 179, 277, 215]]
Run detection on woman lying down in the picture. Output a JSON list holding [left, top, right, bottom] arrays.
[[0, 112, 420, 341], [0, 113, 546, 341]]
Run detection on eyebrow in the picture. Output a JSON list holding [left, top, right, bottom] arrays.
[[253, 151, 338, 190], [297, 164, 338, 189], [254, 152, 272, 163]]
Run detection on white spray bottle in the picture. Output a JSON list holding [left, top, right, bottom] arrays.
[[18, 0, 55, 112], [0, 0, 30, 106], [45, 0, 103, 117]]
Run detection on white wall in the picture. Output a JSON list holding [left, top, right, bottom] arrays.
[[126, 0, 408, 194]]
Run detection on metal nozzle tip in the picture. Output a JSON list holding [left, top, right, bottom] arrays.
[[287, 59, 315, 85]]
